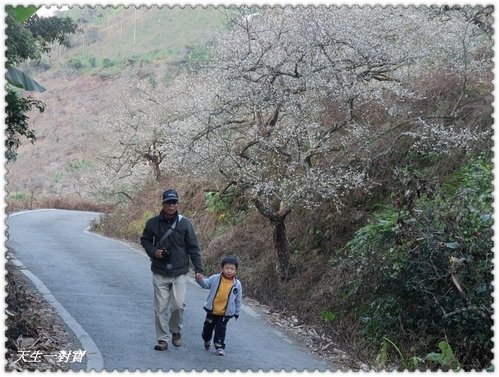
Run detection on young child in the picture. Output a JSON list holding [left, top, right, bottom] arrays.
[[195, 255, 242, 356]]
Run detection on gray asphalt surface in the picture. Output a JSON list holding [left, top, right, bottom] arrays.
[[6, 209, 334, 372]]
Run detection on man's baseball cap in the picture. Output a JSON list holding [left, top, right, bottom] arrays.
[[162, 189, 179, 203]]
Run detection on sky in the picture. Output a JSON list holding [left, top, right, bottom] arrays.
[[36, 5, 70, 18]]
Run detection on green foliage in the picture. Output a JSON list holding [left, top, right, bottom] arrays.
[[205, 189, 249, 223], [102, 58, 115, 68], [5, 12, 39, 65], [185, 44, 214, 69], [6, 5, 39, 22], [5, 10, 78, 161], [338, 158, 493, 370], [148, 76, 158, 88], [7, 192, 30, 201], [69, 159, 92, 172], [205, 191, 231, 214], [376, 337, 404, 368], [58, 6, 228, 74], [204, 189, 249, 240], [63, 53, 102, 71], [52, 171, 64, 184], [426, 340, 461, 371], [6, 12, 78, 72], [309, 227, 330, 250], [320, 310, 336, 322], [5, 87, 45, 161], [25, 15, 80, 53], [67, 57, 84, 70]]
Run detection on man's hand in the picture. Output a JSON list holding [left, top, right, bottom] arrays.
[[154, 249, 164, 259]]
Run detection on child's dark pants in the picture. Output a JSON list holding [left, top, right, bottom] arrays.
[[202, 313, 230, 349]]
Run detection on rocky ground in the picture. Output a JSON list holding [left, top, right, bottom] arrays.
[[5, 257, 369, 372]]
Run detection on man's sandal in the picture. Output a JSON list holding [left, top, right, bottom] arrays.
[[154, 340, 168, 351]]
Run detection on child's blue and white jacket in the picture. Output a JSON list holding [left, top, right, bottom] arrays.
[[197, 273, 243, 318]]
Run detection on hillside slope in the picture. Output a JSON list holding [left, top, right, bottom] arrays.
[[7, 71, 116, 197], [6, 5, 228, 200]]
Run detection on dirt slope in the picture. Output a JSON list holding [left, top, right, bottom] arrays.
[[6, 70, 121, 197]]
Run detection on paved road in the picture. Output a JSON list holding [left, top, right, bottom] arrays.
[[6, 209, 335, 372]]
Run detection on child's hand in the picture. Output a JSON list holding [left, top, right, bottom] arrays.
[[195, 273, 203, 282]]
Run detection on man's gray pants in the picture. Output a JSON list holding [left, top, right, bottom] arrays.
[[153, 273, 186, 342]]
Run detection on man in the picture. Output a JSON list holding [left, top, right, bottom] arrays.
[[140, 189, 204, 351]]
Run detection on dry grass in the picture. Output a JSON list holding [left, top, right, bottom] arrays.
[[5, 195, 114, 215], [5, 257, 76, 372]]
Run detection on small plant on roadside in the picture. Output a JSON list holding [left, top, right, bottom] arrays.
[[426, 340, 461, 371], [320, 310, 336, 322], [376, 337, 404, 370]]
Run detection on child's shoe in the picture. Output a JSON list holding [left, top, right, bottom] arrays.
[[204, 341, 211, 350], [216, 348, 225, 356]]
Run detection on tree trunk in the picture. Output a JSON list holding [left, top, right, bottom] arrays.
[[254, 199, 292, 281], [272, 218, 290, 281], [144, 146, 162, 182], [152, 163, 161, 182]]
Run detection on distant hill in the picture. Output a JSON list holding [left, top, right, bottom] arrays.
[[53, 6, 229, 76], [6, 5, 230, 201]]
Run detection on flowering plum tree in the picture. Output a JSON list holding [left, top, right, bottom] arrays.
[[179, 6, 491, 280], [94, 76, 200, 201]]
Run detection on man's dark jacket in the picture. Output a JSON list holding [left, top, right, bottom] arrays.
[[140, 211, 204, 277]]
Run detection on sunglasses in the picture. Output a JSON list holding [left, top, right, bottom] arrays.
[[163, 201, 178, 205]]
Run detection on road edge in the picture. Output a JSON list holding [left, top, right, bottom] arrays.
[[9, 256, 104, 371]]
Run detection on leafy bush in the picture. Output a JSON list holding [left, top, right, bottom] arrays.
[[7, 192, 30, 201], [205, 189, 248, 222], [69, 159, 92, 172], [186, 44, 213, 69], [338, 158, 493, 370], [88, 56, 97, 68], [102, 58, 115, 68], [205, 191, 230, 214], [67, 57, 83, 70]]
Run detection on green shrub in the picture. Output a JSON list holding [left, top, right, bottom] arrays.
[[69, 159, 92, 172], [186, 44, 213, 69], [339, 158, 493, 371], [8, 192, 30, 201], [52, 171, 64, 184], [102, 58, 115, 68], [205, 191, 231, 214], [67, 57, 83, 70], [88, 56, 97, 68]]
